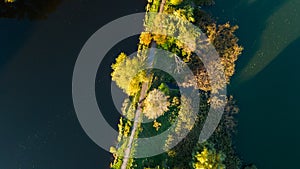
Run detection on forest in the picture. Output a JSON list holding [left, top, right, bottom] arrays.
[[109, 0, 256, 168]]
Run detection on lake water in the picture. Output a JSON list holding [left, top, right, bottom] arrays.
[[208, 0, 300, 168], [0, 0, 299, 169], [0, 1, 145, 168]]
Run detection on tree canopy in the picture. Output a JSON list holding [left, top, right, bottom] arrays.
[[111, 53, 148, 96], [192, 145, 226, 169], [143, 89, 170, 119]]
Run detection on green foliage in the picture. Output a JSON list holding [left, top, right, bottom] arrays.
[[165, 95, 198, 151], [146, 0, 161, 12], [173, 5, 195, 22], [110, 0, 249, 168], [145, 4, 198, 61], [111, 53, 148, 96], [176, 95, 197, 133], [158, 83, 170, 95], [192, 143, 226, 169]]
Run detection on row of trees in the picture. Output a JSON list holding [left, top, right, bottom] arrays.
[[110, 0, 247, 168]]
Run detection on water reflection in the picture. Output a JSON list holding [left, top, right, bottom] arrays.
[[0, 0, 63, 20]]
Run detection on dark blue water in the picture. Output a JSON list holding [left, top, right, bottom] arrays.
[[209, 0, 300, 168], [0, 0, 145, 168]]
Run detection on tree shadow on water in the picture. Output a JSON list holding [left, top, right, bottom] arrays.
[[0, 0, 63, 20]]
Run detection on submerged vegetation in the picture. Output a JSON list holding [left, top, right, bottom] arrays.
[[109, 0, 253, 168]]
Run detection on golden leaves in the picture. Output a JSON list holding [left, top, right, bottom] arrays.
[[139, 32, 153, 46], [143, 89, 170, 119]]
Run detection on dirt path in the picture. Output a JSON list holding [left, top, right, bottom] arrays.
[[120, 1, 166, 168]]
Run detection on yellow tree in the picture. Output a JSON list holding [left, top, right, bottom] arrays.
[[139, 32, 152, 46], [192, 145, 226, 169], [206, 23, 243, 82], [169, 0, 183, 6], [143, 89, 170, 119], [111, 53, 147, 96], [180, 22, 243, 92]]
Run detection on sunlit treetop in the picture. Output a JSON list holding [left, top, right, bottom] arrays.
[[169, 0, 183, 6], [143, 89, 170, 119], [111, 53, 147, 96], [192, 145, 226, 169], [4, 0, 16, 3], [139, 32, 152, 46]]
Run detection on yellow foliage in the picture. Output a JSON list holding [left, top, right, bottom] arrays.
[[111, 52, 127, 70], [206, 23, 243, 83], [4, 0, 15, 3], [153, 34, 168, 45], [173, 8, 195, 22], [123, 123, 131, 137], [153, 120, 162, 131], [181, 22, 243, 93], [143, 89, 170, 119], [171, 96, 180, 106], [193, 146, 226, 169], [168, 150, 176, 157], [140, 32, 152, 46], [111, 53, 147, 96], [169, 0, 183, 6]]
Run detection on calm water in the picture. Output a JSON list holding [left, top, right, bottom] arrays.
[[0, 0, 145, 168], [208, 0, 300, 168], [0, 0, 299, 169]]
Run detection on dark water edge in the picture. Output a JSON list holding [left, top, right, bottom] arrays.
[[0, 1, 145, 169]]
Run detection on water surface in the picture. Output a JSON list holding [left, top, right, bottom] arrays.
[[209, 0, 300, 168]]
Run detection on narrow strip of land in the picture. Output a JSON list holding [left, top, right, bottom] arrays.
[[120, 1, 166, 168]]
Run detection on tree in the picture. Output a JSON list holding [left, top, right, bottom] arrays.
[[169, 0, 183, 6], [165, 95, 197, 151], [206, 22, 243, 82], [4, 0, 15, 3], [153, 34, 168, 45], [143, 89, 170, 119], [192, 144, 226, 169], [111, 53, 147, 96], [221, 95, 239, 133], [180, 20, 243, 93], [139, 32, 152, 46]]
